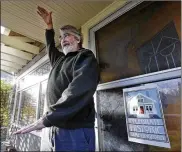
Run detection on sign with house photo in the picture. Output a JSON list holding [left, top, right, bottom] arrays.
[[123, 84, 170, 148]]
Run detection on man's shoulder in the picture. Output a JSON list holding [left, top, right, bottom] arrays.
[[78, 48, 95, 58]]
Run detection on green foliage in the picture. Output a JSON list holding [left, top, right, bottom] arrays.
[[1, 80, 12, 127]]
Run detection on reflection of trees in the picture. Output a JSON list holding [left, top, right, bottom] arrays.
[[21, 102, 36, 124], [0, 80, 12, 127], [39, 93, 45, 118], [39, 82, 47, 118], [20, 87, 37, 126]]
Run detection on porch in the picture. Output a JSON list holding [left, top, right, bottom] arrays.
[[1, 1, 181, 151]]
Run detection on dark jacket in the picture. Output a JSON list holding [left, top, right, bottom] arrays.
[[42, 29, 100, 128]]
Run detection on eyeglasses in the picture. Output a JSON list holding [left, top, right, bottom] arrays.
[[59, 33, 71, 40]]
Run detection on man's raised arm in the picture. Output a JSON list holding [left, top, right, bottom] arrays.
[[37, 6, 64, 66]]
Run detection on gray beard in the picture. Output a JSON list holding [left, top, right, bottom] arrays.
[[62, 41, 78, 55]]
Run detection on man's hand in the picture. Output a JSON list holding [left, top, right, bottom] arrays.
[[13, 118, 45, 135], [37, 6, 53, 29]]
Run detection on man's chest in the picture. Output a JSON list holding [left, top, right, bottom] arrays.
[[49, 55, 77, 86]]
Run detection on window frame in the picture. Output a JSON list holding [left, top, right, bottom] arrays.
[[12, 58, 50, 137]]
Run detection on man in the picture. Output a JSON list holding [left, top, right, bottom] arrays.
[[14, 6, 100, 151]]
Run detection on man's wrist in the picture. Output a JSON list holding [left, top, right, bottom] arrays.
[[47, 24, 53, 30]]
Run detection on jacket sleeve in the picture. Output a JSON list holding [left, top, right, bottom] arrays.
[[43, 50, 100, 127], [45, 29, 64, 66]]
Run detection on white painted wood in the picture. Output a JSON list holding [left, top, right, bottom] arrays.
[[3, 27, 11, 36], [9, 36, 35, 43], [1, 0, 112, 44], [1, 45, 33, 60], [1, 53, 27, 65], [1, 60, 22, 69], [1, 65, 18, 73], [97, 67, 181, 91], [1, 34, 40, 54]]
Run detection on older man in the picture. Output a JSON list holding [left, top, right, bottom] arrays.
[[14, 6, 100, 151]]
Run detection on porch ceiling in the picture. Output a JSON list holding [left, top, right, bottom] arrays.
[[1, 0, 113, 75]]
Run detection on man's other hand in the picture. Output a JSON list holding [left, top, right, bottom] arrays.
[[13, 118, 45, 135]]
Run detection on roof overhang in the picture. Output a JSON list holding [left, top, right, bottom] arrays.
[[1, 1, 113, 75]]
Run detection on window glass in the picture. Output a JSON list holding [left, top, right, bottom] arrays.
[[19, 62, 51, 90], [13, 92, 20, 123], [39, 81, 47, 118], [19, 85, 39, 126], [95, 1, 181, 83], [146, 106, 149, 111]]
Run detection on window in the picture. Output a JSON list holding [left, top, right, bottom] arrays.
[[146, 106, 149, 111], [13, 61, 51, 128], [133, 106, 138, 111], [138, 98, 144, 103], [38, 81, 48, 118], [149, 105, 152, 111], [19, 62, 51, 90], [97, 78, 181, 151], [13, 92, 20, 123], [19, 85, 39, 126], [145, 105, 153, 112], [95, 1, 181, 83]]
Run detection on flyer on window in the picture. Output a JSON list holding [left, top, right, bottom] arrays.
[[123, 84, 171, 148]]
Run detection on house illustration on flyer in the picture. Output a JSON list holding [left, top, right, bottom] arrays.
[[127, 93, 160, 119], [123, 84, 171, 148]]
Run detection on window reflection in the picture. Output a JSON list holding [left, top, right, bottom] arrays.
[[39, 81, 47, 118], [13, 92, 20, 123], [19, 62, 51, 90], [19, 85, 39, 126], [95, 2, 181, 83]]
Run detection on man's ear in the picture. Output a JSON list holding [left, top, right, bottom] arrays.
[[75, 36, 81, 43], [77, 39, 80, 44]]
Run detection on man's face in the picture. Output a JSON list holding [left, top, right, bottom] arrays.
[[59, 30, 79, 55]]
